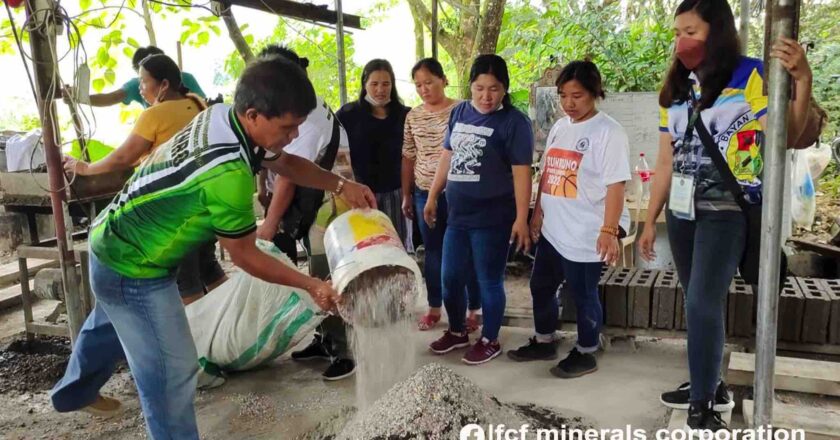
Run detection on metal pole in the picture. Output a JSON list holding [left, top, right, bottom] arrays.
[[335, 0, 347, 106], [754, 0, 798, 428], [431, 0, 438, 60], [25, 0, 83, 342], [740, 0, 750, 54]]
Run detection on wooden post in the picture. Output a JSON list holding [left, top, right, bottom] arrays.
[[25, 0, 84, 342]]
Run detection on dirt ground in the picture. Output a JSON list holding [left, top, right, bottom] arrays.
[[0, 260, 765, 440], [0, 277, 718, 440], [795, 191, 840, 244], [0, 329, 703, 440]]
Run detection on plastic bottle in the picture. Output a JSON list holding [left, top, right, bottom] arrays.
[[635, 153, 653, 203]]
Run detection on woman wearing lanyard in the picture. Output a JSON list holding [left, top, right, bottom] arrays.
[[638, 0, 813, 433], [425, 54, 533, 365], [337, 59, 411, 243], [507, 60, 630, 379], [402, 58, 482, 332]]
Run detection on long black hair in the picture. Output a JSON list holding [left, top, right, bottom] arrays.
[[358, 59, 403, 115], [658, 0, 741, 110], [469, 54, 512, 110], [139, 54, 204, 109]]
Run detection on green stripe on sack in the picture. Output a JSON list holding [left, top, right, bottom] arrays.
[[265, 308, 316, 362], [198, 357, 224, 378], [222, 292, 313, 371]]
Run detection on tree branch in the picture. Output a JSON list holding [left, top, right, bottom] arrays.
[[405, 0, 458, 56], [141, 0, 158, 46], [214, 1, 254, 63], [475, 0, 506, 54]]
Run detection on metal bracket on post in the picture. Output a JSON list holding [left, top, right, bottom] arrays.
[[754, 0, 799, 429]]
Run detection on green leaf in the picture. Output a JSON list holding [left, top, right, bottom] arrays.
[[104, 69, 116, 84], [209, 25, 221, 36], [80, 0, 91, 10], [96, 47, 109, 65], [197, 31, 209, 46], [180, 30, 191, 44], [123, 47, 134, 58], [92, 78, 105, 92], [127, 37, 140, 48]]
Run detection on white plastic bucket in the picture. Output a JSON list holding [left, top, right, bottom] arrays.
[[324, 209, 424, 326]]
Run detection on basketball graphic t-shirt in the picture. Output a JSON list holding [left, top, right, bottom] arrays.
[[443, 101, 534, 228], [541, 112, 631, 263]]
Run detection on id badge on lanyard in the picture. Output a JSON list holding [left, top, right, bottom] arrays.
[[670, 173, 695, 220], [669, 100, 700, 221]]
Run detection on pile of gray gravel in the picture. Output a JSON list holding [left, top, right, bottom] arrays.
[[336, 363, 588, 440]]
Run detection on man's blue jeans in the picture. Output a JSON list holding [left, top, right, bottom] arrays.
[[414, 189, 480, 310], [51, 251, 200, 440], [442, 224, 510, 341]]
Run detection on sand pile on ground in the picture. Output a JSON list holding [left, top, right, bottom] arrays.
[[336, 363, 588, 440]]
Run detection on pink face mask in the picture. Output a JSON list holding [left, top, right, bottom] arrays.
[[675, 37, 706, 70]]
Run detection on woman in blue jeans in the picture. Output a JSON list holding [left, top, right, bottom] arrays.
[[507, 61, 630, 379], [425, 54, 533, 365], [638, 0, 814, 433], [401, 58, 481, 332]]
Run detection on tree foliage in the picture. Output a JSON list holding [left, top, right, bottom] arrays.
[[220, 18, 361, 111], [406, 0, 508, 97], [498, 0, 673, 96]]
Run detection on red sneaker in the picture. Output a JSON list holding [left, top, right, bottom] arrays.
[[429, 331, 470, 354], [462, 338, 502, 365]]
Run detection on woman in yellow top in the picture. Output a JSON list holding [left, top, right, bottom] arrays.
[[64, 53, 223, 305], [64, 53, 205, 174]]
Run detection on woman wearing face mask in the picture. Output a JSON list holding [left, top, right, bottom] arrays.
[[64, 54, 206, 176], [507, 60, 630, 379], [637, 0, 813, 433], [425, 54, 533, 365], [402, 58, 482, 332], [64, 54, 223, 307], [337, 59, 411, 243]]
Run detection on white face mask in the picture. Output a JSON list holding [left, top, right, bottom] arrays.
[[365, 94, 391, 108], [470, 100, 504, 115]]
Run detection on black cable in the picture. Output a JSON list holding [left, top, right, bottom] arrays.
[[146, 0, 216, 15], [4, 0, 40, 121]]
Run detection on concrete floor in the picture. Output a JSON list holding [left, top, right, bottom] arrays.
[[0, 320, 705, 440]]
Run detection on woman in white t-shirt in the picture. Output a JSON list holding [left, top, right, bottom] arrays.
[[507, 60, 630, 378]]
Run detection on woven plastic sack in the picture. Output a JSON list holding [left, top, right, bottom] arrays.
[[185, 239, 324, 388]]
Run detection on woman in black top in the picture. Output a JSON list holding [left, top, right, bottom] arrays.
[[336, 59, 411, 244]]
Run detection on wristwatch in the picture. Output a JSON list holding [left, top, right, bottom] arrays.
[[334, 177, 347, 195]]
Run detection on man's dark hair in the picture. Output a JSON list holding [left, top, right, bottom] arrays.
[[132, 46, 165, 71], [234, 56, 316, 119], [658, 0, 740, 109], [411, 58, 446, 81], [258, 44, 310, 71], [556, 60, 606, 99], [469, 54, 512, 110]]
